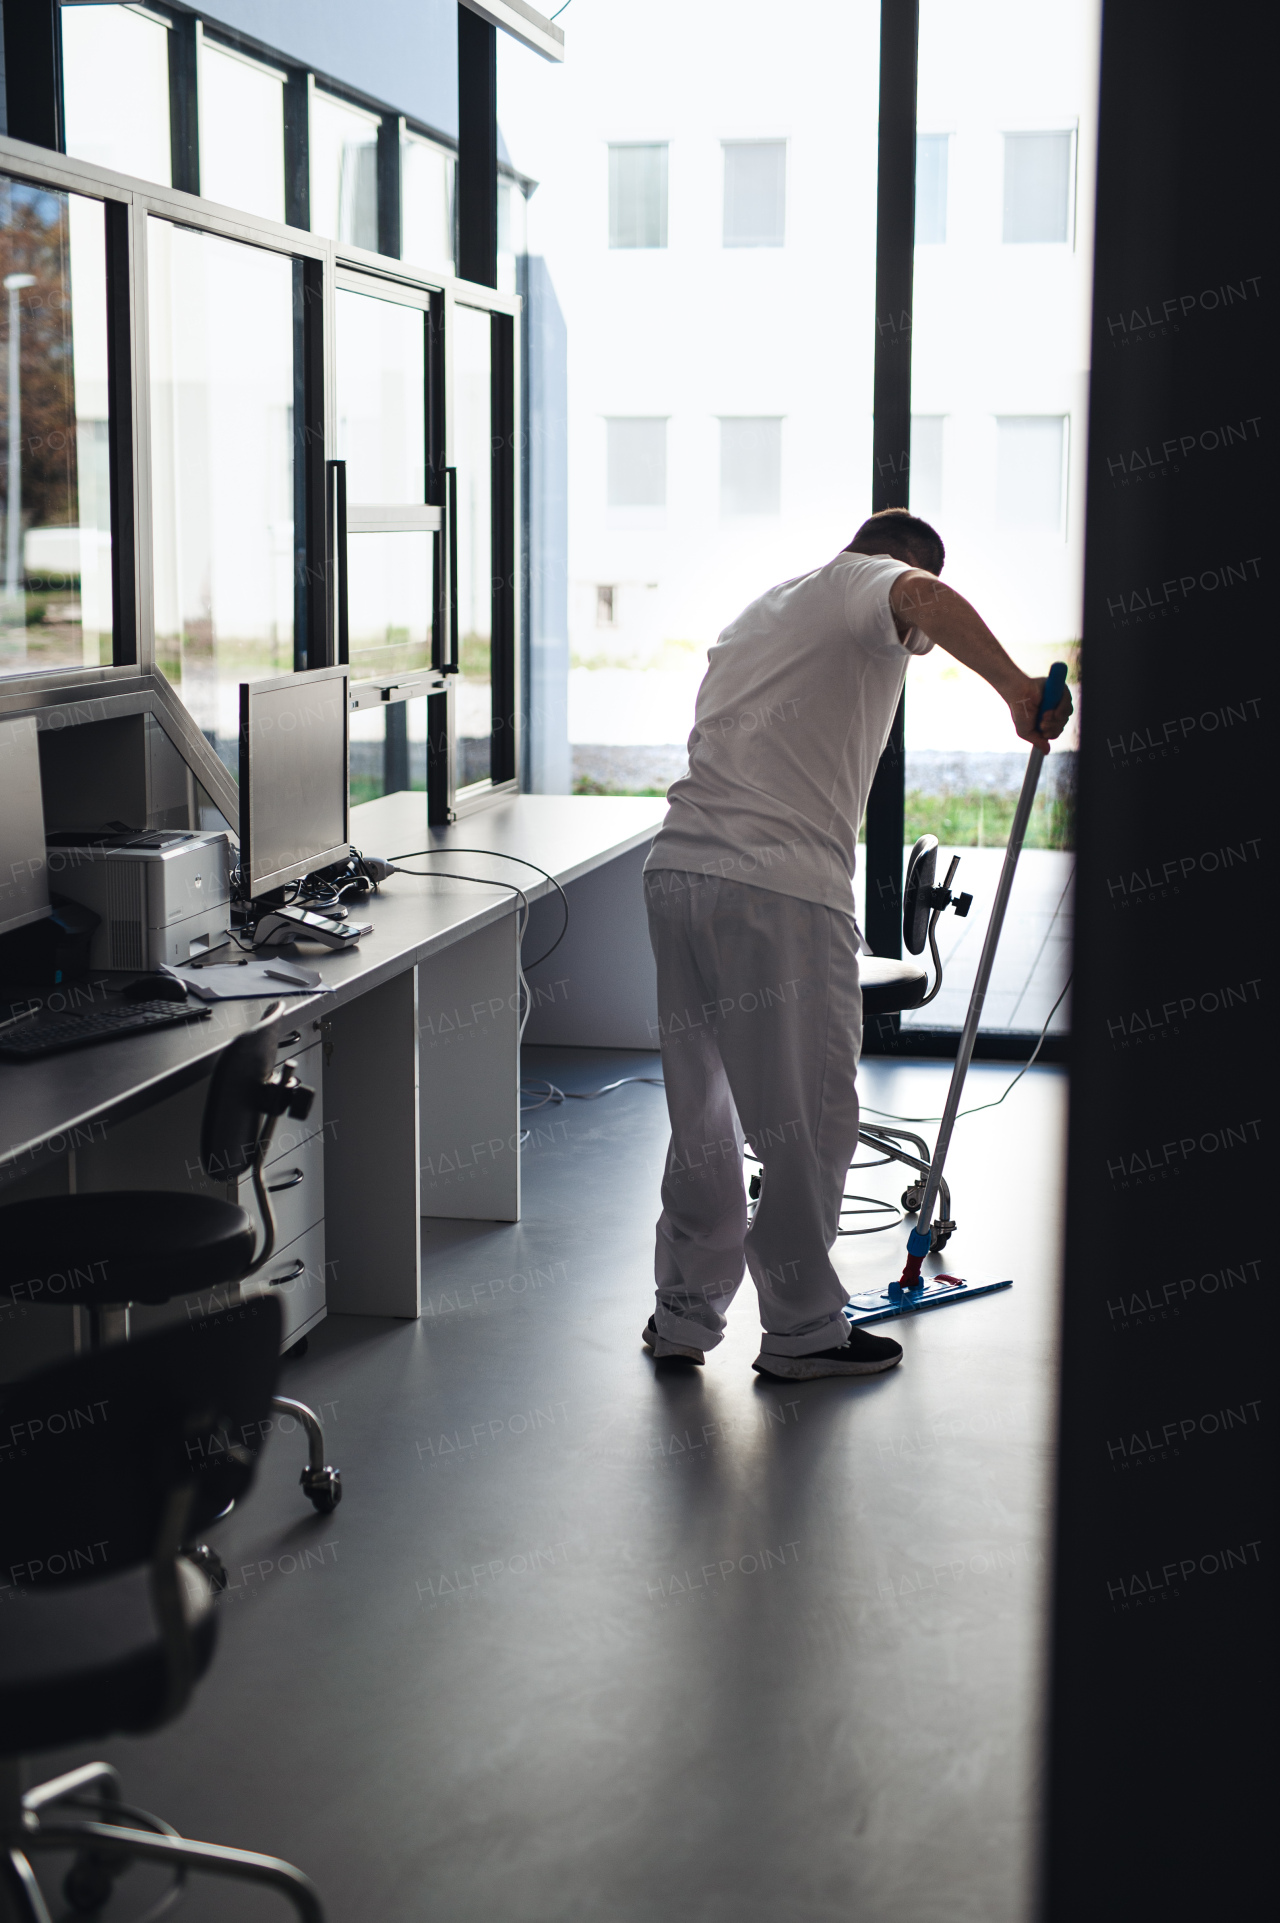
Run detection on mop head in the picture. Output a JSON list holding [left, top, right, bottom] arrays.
[[844, 1272, 1013, 1326]]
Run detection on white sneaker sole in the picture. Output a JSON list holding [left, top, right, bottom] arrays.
[[752, 1348, 902, 1380], [642, 1324, 705, 1365]]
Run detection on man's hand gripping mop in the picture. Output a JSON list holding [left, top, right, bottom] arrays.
[[845, 661, 1070, 1327]]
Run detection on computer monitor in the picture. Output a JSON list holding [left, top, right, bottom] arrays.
[[0, 713, 51, 936], [239, 666, 350, 898]]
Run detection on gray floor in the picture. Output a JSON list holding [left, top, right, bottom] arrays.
[[32, 1046, 1066, 1923]]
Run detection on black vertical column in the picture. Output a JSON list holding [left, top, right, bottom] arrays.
[[283, 71, 311, 230], [2, 0, 64, 149], [1043, 3, 1267, 1916], [862, 0, 919, 971], [490, 311, 516, 783], [167, 12, 200, 195], [377, 113, 404, 261], [457, 3, 497, 289]]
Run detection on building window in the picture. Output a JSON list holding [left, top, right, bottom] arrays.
[[310, 90, 380, 251], [606, 419, 666, 508], [497, 176, 527, 297], [61, 2, 172, 187], [608, 145, 668, 250], [401, 131, 455, 275], [719, 418, 781, 517], [1002, 132, 1074, 243], [722, 141, 786, 247], [909, 416, 944, 523], [996, 416, 1067, 531], [595, 585, 616, 626], [915, 135, 949, 245], [200, 39, 286, 225]]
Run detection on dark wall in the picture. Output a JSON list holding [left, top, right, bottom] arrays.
[[1044, 3, 1268, 1914]]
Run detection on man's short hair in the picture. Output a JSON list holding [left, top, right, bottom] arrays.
[[847, 507, 945, 576]]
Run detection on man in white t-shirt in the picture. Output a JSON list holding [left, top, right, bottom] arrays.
[[640, 508, 1072, 1381]]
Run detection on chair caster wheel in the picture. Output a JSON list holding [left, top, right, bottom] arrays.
[[930, 1220, 955, 1253], [901, 1185, 922, 1213], [302, 1465, 342, 1514], [184, 1541, 228, 1591], [64, 1856, 118, 1913]]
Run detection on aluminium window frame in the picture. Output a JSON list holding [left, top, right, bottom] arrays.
[[0, 130, 522, 833]]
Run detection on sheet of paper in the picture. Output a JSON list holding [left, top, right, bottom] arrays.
[[160, 961, 331, 1002]]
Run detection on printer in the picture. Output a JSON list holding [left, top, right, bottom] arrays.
[[45, 829, 232, 971]]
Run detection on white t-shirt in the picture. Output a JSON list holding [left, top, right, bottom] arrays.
[[645, 551, 933, 917]]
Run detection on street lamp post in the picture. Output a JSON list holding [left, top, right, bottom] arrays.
[[4, 271, 37, 623]]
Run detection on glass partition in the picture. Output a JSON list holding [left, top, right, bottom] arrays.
[[904, 0, 1097, 1036], [335, 285, 434, 688], [1, 178, 113, 677], [148, 219, 296, 771], [453, 305, 493, 789], [336, 289, 426, 504], [350, 695, 428, 808], [61, 3, 172, 187], [199, 39, 286, 224], [310, 91, 379, 251]]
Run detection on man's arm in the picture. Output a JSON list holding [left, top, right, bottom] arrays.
[[888, 569, 1074, 752]]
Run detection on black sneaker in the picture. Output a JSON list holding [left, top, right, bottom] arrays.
[[752, 1325, 903, 1380], [642, 1316, 705, 1364]]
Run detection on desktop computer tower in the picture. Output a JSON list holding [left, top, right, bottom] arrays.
[[46, 830, 232, 971]]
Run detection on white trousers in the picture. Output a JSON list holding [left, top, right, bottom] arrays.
[[645, 869, 862, 1357]]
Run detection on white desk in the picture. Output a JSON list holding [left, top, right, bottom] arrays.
[[0, 795, 666, 1365]]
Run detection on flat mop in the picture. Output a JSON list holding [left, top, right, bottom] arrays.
[[845, 661, 1070, 1327]]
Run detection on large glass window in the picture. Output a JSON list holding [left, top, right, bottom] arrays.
[[147, 221, 296, 771], [453, 305, 493, 789], [722, 142, 786, 247], [199, 39, 286, 224], [1, 178, 113, 677], [608, 145, 667, 249], [402, 132, 455, 276], [61, 3, 172, 187], [497, 176, 527, 297], [906, 0, 1098, 1037], [310, 91, 380, 252]]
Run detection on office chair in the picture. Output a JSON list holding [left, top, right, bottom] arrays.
[[854, 835, 973, 1251], [1, 1013, 342, 1556], [853, 834, 972, 1253], [0, 1297, 324, 1921]]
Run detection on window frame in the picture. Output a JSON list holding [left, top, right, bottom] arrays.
[[0, 131, 522, 831], [720, 138, 788, 249], [1001, 127, 1079, 248]]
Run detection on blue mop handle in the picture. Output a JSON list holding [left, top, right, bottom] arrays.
[[1037, 659, 1069, 732], [906, 661, 1070, 1259]]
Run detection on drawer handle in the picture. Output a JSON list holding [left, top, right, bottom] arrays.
[[278, 1030, 303, 1049], [268, 1258, 307, 1286], [267, 1167, 305, 1192]]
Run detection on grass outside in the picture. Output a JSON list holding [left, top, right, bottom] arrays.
[[571, 778, 1075, 850]]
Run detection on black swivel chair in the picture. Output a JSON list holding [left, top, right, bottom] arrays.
[[1, 1013, 341, 1542], [0, 1296, 323, 1921], [855, 834, 973, 1251]]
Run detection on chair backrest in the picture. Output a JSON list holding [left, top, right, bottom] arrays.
[[0, 1295, 281, 1591], [903, 835, 939, 955], [200, 1019, 281, 1183]]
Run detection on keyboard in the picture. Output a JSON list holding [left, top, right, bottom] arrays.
[[0, 1000, 213, 1062]]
